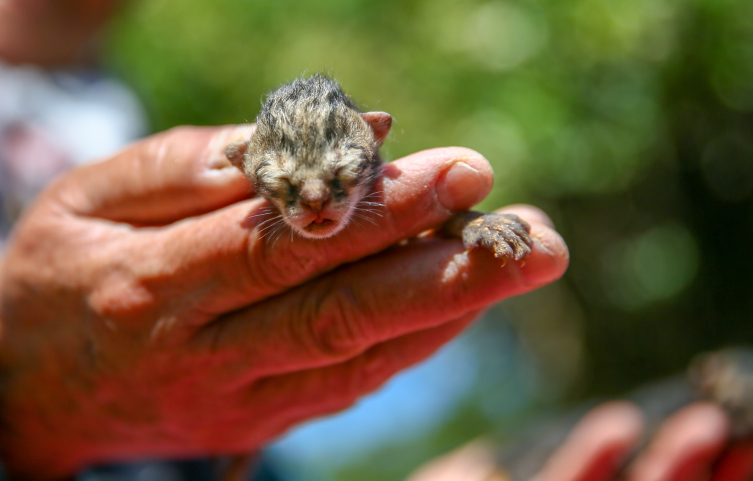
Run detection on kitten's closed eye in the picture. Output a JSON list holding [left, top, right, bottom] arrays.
[[263, 176, 295, 199], [334, 165, 362, 188]]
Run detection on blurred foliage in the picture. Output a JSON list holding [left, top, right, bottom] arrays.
[[104, 0, 753, 479]]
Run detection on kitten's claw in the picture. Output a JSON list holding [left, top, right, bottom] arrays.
[[445, 212, 533, 261]]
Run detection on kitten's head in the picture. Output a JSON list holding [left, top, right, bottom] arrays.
[[227, 109, 392, 239]]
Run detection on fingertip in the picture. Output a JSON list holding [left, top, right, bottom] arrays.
[[662, 402, 730, 449], [627, 402, 730, 481], [394, 147, 494, 212], [483, 205, 566, 288], [435, 148, 494, 212], [578, 401, 645, 441], [534, 401, 644, 481], [499, 204, 555, 229], [517, 226, 570, 288], [405, 441, 499, 481]]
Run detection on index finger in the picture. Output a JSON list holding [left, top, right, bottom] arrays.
[[135, 146, 499, 315]]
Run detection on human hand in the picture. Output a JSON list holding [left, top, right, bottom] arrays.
[[533, 401, 753, 481], [0, 125, 568, 479], [408, 401, 753, 481]]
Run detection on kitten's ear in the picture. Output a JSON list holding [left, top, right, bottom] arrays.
[[225, 140, 250, 171], [361, 112, 392, 148]]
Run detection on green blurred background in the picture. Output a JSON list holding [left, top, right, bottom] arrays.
[[102, 0, 753, 479]]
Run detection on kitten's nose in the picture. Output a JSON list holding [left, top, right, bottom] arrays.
[[300, 179, 331, 213]]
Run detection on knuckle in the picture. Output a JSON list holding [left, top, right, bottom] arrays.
[[310, 370, 368, 417], [248, 240, 330, 292], [88, 273, 155, 322], [142, 125, 194, 157], [379, 201, 403, 240], [87, 243, 168, 323], [309, 378, 363, 416], [359, 353, 401, 394], [318, 391, 361, 418], [303, 281, 371, 360], [140, 125, 213, 169], [242, 234, 277, 290], [276, 244, 326, 285], [317, 354, 401, 413]]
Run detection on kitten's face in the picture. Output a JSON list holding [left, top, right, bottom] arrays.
[[253, 142, 379, 239], [229, 108, 392, 240]]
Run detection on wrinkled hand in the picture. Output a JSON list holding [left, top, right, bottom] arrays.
[[0, 125, 568, 479]]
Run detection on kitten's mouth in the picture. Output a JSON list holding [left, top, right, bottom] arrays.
[[305, 218, 337, 232]]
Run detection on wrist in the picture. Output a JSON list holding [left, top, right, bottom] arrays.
[[0, 258, 84, 479], [0, 368, 91, 479]]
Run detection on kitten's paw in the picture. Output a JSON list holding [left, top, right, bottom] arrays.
[[461, 213, 533, 261]]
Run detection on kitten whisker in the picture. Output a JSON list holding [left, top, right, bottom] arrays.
[[353, 207, 384, 217], [270, 227, 288, 250], [258, 216, 283, 229], [361, 192, 384, 202], [265, 224, 283, 243], [259, 219, 285, 236], [256, 215, 284, 229], [248, 205, 275, 215], [350, 212, 379, 226]]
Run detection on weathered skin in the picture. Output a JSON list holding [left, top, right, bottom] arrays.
[[0, 123, 569, 479]]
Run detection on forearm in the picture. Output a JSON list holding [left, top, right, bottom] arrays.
[[0, 250, 81, 479]]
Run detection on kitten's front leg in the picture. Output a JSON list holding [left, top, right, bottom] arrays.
[[442, 211, 533, 262]]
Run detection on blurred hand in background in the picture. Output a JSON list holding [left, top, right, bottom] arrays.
[[408, 401, 753, 481]]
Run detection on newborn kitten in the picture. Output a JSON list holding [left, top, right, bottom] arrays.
[[226, 74, 532, 260]]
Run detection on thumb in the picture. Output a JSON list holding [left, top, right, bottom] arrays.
[[50, 125, 255, 225]]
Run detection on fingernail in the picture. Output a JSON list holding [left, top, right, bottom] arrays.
[[520, 235, 569, 286], [436, 161, 491, 211]]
